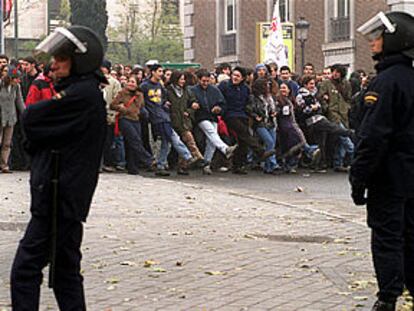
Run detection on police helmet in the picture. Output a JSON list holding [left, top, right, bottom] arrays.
[[357, 11, 414, 59], [34, 26, 104, 75]]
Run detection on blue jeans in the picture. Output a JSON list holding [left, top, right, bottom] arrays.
[[158, 129, 192, 169], [256, 127, 278, 172], [113, 136, 126, 167], [303, 143, 318, 159], [334, 122, 354, 167]]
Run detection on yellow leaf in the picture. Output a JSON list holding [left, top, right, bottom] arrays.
[[144, 260, 158, 267], [105, 277, 119, 284]]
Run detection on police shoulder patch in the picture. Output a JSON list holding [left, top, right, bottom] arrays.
[[364, 91, 379, 106]]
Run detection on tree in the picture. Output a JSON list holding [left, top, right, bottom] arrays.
[[58, 0, 71, 25], [69, 0, 108, 51], [106, 0, 183, 64]]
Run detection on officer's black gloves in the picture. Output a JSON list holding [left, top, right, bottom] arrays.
[[351, 184, 367, 205], [349, 175, 367, 206]]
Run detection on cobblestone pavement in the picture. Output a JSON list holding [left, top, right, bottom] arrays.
[[0, 171, 399, 311]]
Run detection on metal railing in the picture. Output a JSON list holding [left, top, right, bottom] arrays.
[[330, 16, 350, 42], [221, 33, 236, 56]]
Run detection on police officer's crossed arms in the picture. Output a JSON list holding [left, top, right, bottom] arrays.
[[10, 26, 107, 311], [350, 11, 414, 311]]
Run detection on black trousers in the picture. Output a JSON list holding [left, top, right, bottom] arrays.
[[103, 124, 116, 167], [226, 117, 264, 168], [309, 118, 350, 166], [119, 118, 152, 174], [367, 186, 414, 303], [11, 215, 85, 311]]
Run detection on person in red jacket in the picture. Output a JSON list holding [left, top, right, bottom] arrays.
[[25, 64, 56, 106]]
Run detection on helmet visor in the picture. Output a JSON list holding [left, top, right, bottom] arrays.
[[34, 27, 87, 56], [357, 11, 396, 40]]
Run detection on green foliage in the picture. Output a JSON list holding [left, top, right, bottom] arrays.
[[59, 0, 71, 24], [105, 0, 183, 65], [69, 0, 108, 50]]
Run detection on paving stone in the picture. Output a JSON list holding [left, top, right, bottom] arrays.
[[0, 172, 377, 310]]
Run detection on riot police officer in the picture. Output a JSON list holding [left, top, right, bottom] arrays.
[[10, 26, 106, 310], [350, 11, 414, 311]]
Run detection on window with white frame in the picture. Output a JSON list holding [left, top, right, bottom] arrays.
[[335, 0, 349, 17], [225, 0, 236, 33], [273, 0, 290, 22]]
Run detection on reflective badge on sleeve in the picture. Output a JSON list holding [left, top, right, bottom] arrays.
[[364, 91, 379, 106]]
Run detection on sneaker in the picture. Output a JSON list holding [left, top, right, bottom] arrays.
[[286, 168, 297, 174], [177, 168, 189, 175], [219, 166, 229, 173], [102, 165, 116, 173], [310, 148, 321, 168], [187, 157, 202, 169], [115, 165, 126, 172], [371, 300, 395, 311], [334, 166, 350, 173], [225, 145, 238, 159], [202, 165, 213, 175], [127, 171, 139, 175], [312, 168, 327, 174], [155, 169, 170, 177], [259, 149, 276, 161]]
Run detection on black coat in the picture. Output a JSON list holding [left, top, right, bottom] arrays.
[[350, 54, 414, 197], [22, 74, 107, 221]]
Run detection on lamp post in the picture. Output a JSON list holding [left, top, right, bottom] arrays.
[[296, 17, 310, 74]]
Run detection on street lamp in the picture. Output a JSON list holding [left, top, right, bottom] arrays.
[[296, 17, 310, 74]]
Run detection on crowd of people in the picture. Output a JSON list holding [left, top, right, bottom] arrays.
[[0, 54, 370, 177]]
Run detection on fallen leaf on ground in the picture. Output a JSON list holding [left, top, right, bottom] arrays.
[[337, 292, 352, 296], [333, 238, 351, 244], [243, 234, 257, 240], [349, 279, 376, 290], [105, 277, 119, 284], [205, 271, 226, 276], [143, 260, 158, 267], [120, 261, 136, 266]]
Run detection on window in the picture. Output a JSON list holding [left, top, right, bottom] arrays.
[[335, 0, 349, 17], [273, 0, 290, 22], [225, 0, 236, 33], [330, 0, 350, 42]]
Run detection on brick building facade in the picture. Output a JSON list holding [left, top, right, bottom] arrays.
[[183, 0, 395, 74]]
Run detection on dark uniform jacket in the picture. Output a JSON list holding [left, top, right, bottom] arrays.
[[350, 54, 414, 197], [22, 74, 107, 222]]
